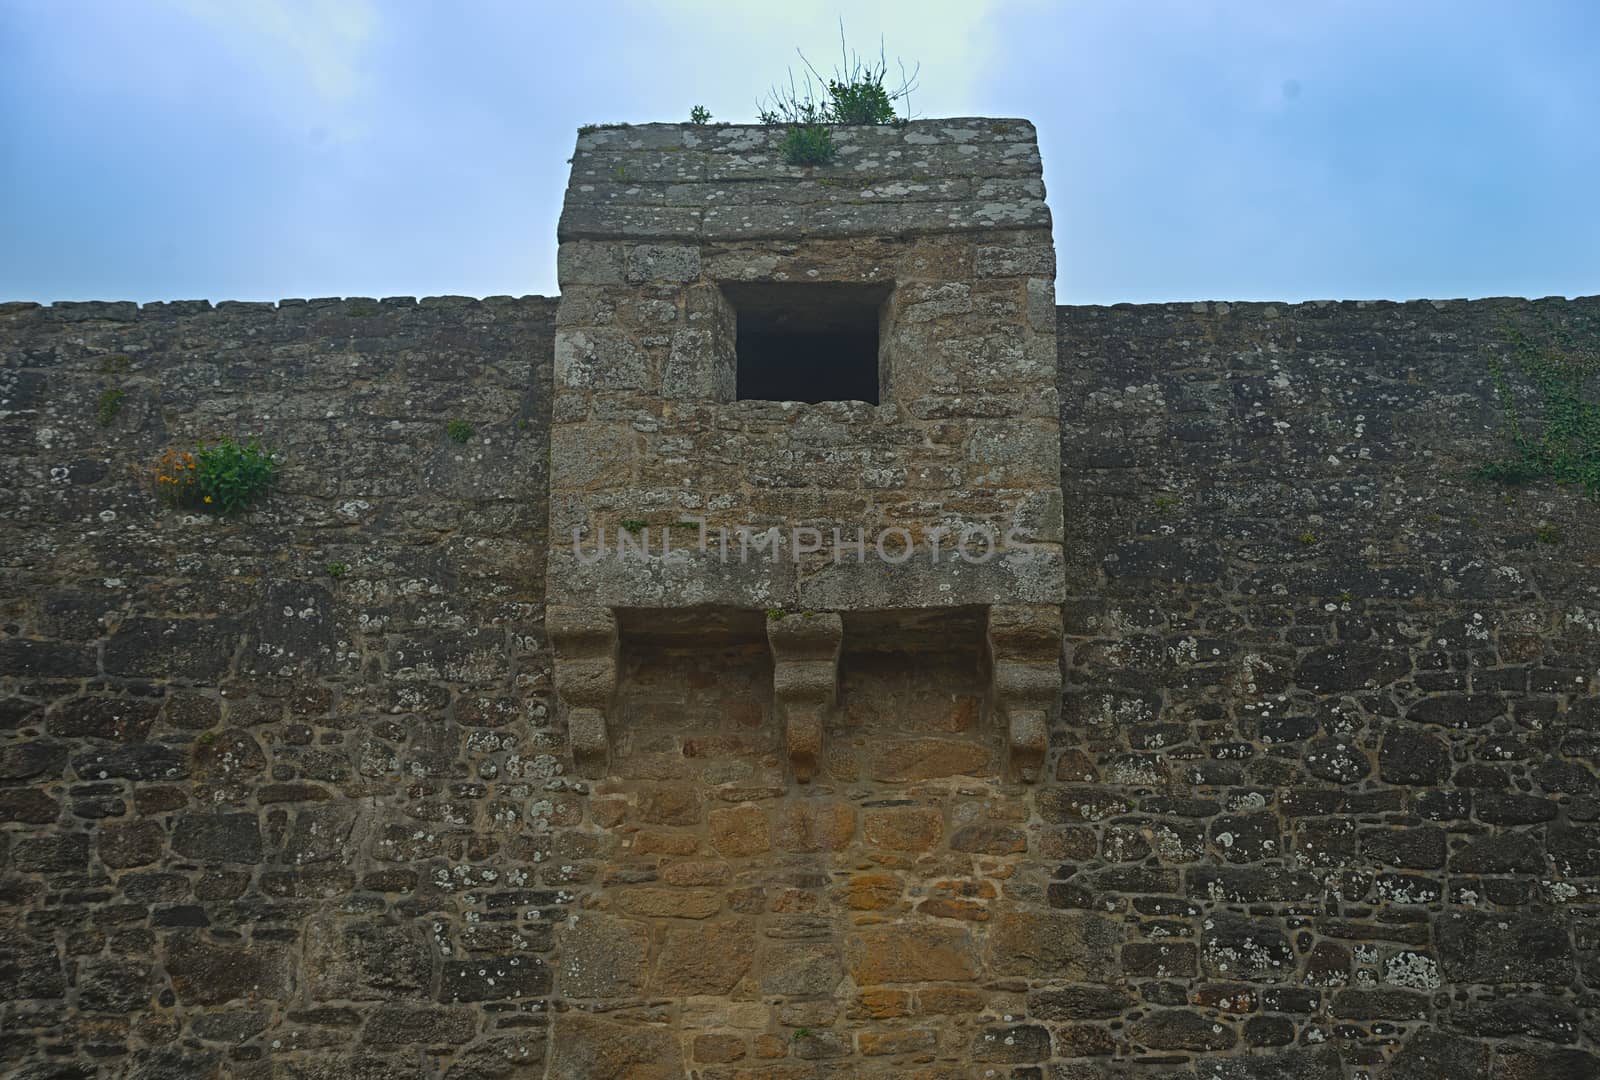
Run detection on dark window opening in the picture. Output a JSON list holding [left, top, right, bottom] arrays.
[[724, 283, 891, 404]]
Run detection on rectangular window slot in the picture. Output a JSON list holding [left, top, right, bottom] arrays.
[[723, 282, 891, 405]]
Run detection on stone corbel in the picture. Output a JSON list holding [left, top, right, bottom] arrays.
[[989, 604, 1063, 783], [548, 605, 619, 780], [766, 612, 843, 784]]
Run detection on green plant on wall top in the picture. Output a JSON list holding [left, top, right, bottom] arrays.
[[757, 27, 919, 166], [1477, 321, 1600, 497], [778, 124, 836, 166], [689, 105, 712, 125], [154, 438, 277, 514]]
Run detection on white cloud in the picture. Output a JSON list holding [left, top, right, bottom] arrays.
[[650, 0, 1006, 118], [175, 0, 377, 102]]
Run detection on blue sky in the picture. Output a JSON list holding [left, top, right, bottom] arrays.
[[2, 0, 1596, 305]]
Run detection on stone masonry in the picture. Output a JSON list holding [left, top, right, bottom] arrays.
[[1, 118, 1598, 1080], [548, 120, 1064, 788]]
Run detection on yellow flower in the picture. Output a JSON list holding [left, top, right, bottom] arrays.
[[204, 495, 213, 503]]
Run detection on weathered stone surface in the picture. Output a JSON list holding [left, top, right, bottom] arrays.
[[1200, 915, 1294, 982], [987, 911, 1119, 978], [1380, 727, 1451, 785], [613, 886, 722, 919], [172, 813, 263, 863], [1199, 1048, 1345, 1080], [1130, 1009, 1236, 1051], [771, 800, 855, 852], [1385, 1030, 1490, 1080], [558, 914, 649, 997], [363, 1005, 477, 1045], [708, 803, 770, 857], [971, 1023, 1051, 1062], [1437, 911, 1575, 985], [863, 805, 944, 851], [3, 128, 1600, 1080], [165, 932, 293, 1006], [757, 939, 842, 997], [97, 820, 166, 868], [305, 920, 433, 1001], [545, 1012, 683, 1080], [655, 921, 755, 995], [848, 925, 977, 984], [77, 958, 149, 1012], [439, 957, 550, 1002], [1492, 1046, 1600, 1080]]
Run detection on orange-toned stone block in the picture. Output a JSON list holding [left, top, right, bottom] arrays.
[[632, 831, 699, 856], [753, 1034, 788, 1059], [931, 878, 997, 899], [656, 922, 755, 995], [845, 874, 902, 911], [850, 988, 911, 1019], [591, 797, 628, 828], [916, 897, 990, 922], [868, 738, 992, 782], [916, 986, 986, 1014], [847, 925, 976, 984], [863, 807, 943, 852], [637, 783, 703, 826], [660, 859, 732, 886], [693, 1033, 747, 1063], [709, 804, 771, 858], [772, 800, 855, 853], [859, 1028, 938, 1056], [614, 886, 722, 919]]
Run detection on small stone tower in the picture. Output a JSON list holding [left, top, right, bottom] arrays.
[[547, 119, 1064, 785]]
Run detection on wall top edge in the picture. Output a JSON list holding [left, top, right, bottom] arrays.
[[1058, 294, 1600, 317], [572, 117, 1039, 155], [0, 295, 559, 323], [7, 293, 1594, 324]]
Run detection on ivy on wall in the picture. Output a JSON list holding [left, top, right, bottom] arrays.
[[1478, 320, 1600, 497]]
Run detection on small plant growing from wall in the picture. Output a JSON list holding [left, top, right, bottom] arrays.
[[1477, 321, 1600, 497], [757, 27, 919, 166], [447, 419, 474, 444], [153, 438, 277, 514], [689, 105, 712, 124], [96, 387, 125, 427]]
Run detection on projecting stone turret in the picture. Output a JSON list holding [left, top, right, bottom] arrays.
[[546, 119, 1065, 783]]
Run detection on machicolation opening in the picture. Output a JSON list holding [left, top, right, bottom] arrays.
[[725, 282, 890, 405]]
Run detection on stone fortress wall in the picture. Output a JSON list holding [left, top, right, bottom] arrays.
[[2, 120, 1599, 1080]]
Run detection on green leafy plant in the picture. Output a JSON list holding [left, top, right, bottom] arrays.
[[96, 387, 125, 427], [778, 124, 836, 166], [1476, 321, 1600, 496], [1535, 522, 1563, 545], [155, 439, 277, 514], [689, 105, 712, 125], [620, 519, 647, 534], [325, 561, 348, 578], [765, 607, 786, 621], [756, 27, 918, 166], [1297, 531, 1318, 546], [446, 419, 474, 444]]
